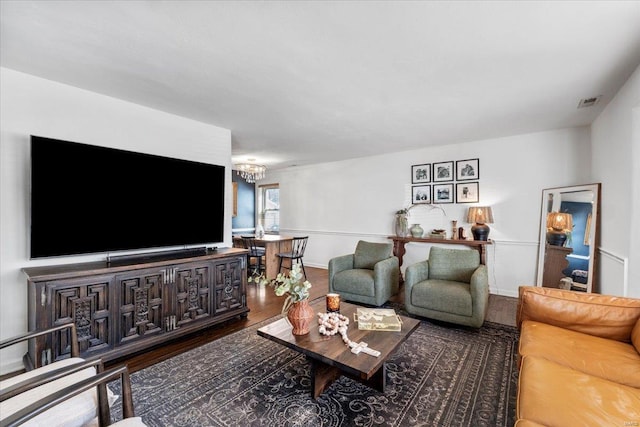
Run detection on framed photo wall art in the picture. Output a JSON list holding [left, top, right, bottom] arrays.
[[456, 182, 479, 203], [433, 183, 454, 203], [412, 185, 431, 203], [456, 158, 479, 181], [408, 158, 482, 205], [411, 163, 431, 184], [433, 161, 454, 182]]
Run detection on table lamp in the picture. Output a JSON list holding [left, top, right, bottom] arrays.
[[467, 206, 494, 241], [546, 212, 572, 246]]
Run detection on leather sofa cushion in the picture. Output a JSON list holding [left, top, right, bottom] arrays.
[[633, 317, 640, 353], [517, 286, 640, 342], [517, 356, 640, 427], [519, 320, 640, 388], [353, 241, 392, 270], [333, 269, 375, 297], [410, 280, 472, 317], [428, 247, 479, 283], [514, 421, 546, 427]]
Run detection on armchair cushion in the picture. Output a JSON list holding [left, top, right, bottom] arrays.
[[332, 269, 375, 297], [410, 280, 473, 317], [353, 241, 393, 270], [428, 246, 480, 282]]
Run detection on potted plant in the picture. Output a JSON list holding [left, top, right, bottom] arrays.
[[249, 263, 314, 335]]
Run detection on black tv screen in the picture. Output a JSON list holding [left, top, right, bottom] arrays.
[[30, 136, 225, 259]]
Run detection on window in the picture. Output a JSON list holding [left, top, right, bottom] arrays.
[[259, 184, 279, 233]]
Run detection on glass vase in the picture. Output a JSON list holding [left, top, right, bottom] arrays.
[[395, 214, 408, 237]]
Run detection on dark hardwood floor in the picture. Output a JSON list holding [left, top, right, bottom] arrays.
[[108, 266, 518, 374]]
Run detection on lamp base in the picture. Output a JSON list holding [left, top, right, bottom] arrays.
[[546, 230, 567, 246], [471, 223, 490, 241]]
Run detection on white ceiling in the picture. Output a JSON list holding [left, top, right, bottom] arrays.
[[2, 1, 640, 170]]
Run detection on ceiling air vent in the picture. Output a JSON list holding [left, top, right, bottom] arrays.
[[577, 96, 602, 109]]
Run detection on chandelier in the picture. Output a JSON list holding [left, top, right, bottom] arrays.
[[235, 162, 266, 183]]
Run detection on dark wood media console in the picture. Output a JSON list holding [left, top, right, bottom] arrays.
[[23, 247, 249, 369]]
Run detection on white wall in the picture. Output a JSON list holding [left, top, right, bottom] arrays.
[[265, 126, 592, 298], [591, 64, 640, 297], [0, 68, 232, 372]]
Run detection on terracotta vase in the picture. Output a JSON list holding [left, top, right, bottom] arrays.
[[287, 299, 315, 335]]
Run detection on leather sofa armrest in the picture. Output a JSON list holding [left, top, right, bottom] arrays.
[[328, 254, 354, 292], [517, 286, 640, 342]]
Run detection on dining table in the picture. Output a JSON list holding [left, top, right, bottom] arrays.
[[233, 234, 294, 278]]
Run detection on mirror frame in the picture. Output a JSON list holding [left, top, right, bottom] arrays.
[[536, 183, 601, 293]]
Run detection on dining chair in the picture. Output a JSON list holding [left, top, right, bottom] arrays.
[[277, 236, 308, 279], [241, 236, 266, 276]]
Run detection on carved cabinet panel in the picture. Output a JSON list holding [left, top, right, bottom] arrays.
[[30, 274, 114, 367], [213, 256, 246, 315], [115, 268, 165, 345], [174, 263, 213, 328]]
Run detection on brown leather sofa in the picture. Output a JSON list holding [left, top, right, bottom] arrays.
[[515, 286, 640, 426]]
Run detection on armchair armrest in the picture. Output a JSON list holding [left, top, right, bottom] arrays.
[[469, 265, 489, 320], [2, 365, 141, 427], [1, 358, 102, 402], [328, 254, 354, 291], [469, 265, 489, 299], [517, 286, 640, 342], [373, 256, 399, 293], [404, 260, 430, 294], [0, 323, 79, 357]]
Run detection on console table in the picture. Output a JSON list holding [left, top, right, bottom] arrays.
[[388, 236, 492, 283], [23, 248, 249, 369]]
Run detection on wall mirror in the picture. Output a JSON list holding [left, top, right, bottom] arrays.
[[536, 183, 601, 293]]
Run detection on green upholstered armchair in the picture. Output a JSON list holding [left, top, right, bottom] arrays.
[[405, 246, 489, 328], [328, 240, 400, 307]]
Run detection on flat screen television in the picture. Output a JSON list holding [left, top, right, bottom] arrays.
[[30, 136, 225, 259]]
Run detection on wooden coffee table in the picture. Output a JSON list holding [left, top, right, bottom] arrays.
[[257, 299, 420, 399]]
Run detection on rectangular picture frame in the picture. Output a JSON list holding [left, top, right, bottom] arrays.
[[433, 183, 454, 204], [411, 185, 432, 204], [432, 161, 454, 182], [456, 158, 479, 181], [411, 163, 431, 184], [456, 182, 479, 203]]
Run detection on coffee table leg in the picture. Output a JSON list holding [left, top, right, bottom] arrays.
[[366, 362, 386, 393], [310, 359, 387, 399], [310, 359, 342, 399]]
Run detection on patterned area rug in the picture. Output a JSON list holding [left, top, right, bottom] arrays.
[[112, 314, 519, 427]]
